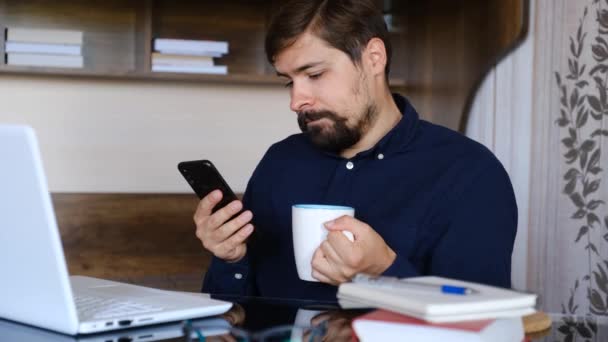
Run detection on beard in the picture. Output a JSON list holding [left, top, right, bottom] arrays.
[[297, 104, 377, 153]]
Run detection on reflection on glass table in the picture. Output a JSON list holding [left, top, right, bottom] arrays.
[[530, 314, 608, 341], [11, 294, 602, 342], [0, 316, 192, 342], [185, 306, 363, 342], [0, 295, 363, 342], [184, 295, 368, 342]]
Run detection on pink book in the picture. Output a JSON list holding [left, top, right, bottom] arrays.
[[352, 309, 524, 342]]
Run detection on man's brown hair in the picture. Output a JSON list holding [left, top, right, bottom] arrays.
[[265, 0, 392, 79]]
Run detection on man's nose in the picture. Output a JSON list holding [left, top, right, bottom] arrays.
[[289, 83, 314, 112]]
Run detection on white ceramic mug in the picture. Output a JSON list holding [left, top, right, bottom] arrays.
[[292, 204, 355, 282]]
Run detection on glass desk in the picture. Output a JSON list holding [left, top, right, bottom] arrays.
[[531, 314, 608, 342], [0, 296, 363, 342], [2, 295, 607, 341]]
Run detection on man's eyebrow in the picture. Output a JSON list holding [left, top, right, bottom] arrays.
[[276, 62, 324, 77]]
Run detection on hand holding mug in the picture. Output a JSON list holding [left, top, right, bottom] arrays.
[[292, 205, 355, 282], [311, 215, 396, 285]]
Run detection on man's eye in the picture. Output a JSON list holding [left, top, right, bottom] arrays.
[[309, 73, 323, 80], [284, 81, 293, 88]]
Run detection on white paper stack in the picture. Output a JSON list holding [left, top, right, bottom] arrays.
[[338, 275, 537, 323], [5, 28, 84, 68], [152, 38, 229, 75]]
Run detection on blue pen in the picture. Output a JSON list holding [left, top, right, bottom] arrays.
[[352, 274, 478, 295]]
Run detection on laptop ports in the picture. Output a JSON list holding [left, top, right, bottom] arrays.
[[118, 320, 132, 326]]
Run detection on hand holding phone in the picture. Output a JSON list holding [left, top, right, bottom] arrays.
[[179, 159, 253, 263]]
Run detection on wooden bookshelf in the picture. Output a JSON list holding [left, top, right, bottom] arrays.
[[0, 0, 527, 131], [0, 0, 410, 85]]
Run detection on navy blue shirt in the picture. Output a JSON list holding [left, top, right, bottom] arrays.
[[202, 94, 517, 300]]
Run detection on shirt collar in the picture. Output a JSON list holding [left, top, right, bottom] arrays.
[[354, 93, 420, 159], [315, 93, 420, 160]]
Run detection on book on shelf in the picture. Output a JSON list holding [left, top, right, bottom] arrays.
[[337, 275, 537, 323], [6, 27, 83, 45], [151, 64, 228, 75], [5, 41, 81, 56], [151, 53, 215, 67], [6, 53, 83, 68], [352, 309, 524, 342], [153, 38, 229, 56], [153, 50, 225, 58]]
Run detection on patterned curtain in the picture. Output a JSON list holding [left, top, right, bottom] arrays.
[[528, 0, 608, 337], [529, 0, 608, 313], [468, 0, 608, 339]]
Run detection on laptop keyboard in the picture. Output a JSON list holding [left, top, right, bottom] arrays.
[[75, 294, 164, 319]]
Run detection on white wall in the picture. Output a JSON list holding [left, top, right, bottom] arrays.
[[0, 75, 297, 193]]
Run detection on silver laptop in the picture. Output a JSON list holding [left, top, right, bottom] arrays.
[[0, 125, 232, 335]]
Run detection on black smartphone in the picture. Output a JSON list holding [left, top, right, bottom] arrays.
[[178, 159, 241, 214]]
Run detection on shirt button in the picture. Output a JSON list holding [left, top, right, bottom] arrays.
[[377, 153, 384, 160], [234, 273, 243, 280], [346, 161, 354, 170]]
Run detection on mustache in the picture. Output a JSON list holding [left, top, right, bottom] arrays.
[[297, 110, 342, 123]]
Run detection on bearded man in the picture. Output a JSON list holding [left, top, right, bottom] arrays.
[[193, 0, 518, 300]]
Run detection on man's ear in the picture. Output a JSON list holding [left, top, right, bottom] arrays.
[[363, 37, 388, 78]]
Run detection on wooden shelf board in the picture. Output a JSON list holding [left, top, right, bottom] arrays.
[[0, 64, 408, 87], [0, 65, 280, 85]]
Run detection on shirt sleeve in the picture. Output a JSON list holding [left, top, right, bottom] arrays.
[[382, 159, 517, 289], [429, 161, 517, 288], [381, 253, 420, 278], [201, 254, 255, 295], [201, 176, 259, 295]]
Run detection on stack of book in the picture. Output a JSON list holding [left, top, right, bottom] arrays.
[[351, 310, 525, 342], [338, 274, 538, 341], [4, 28, 83, 68], [152, 38, 229, 75]]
